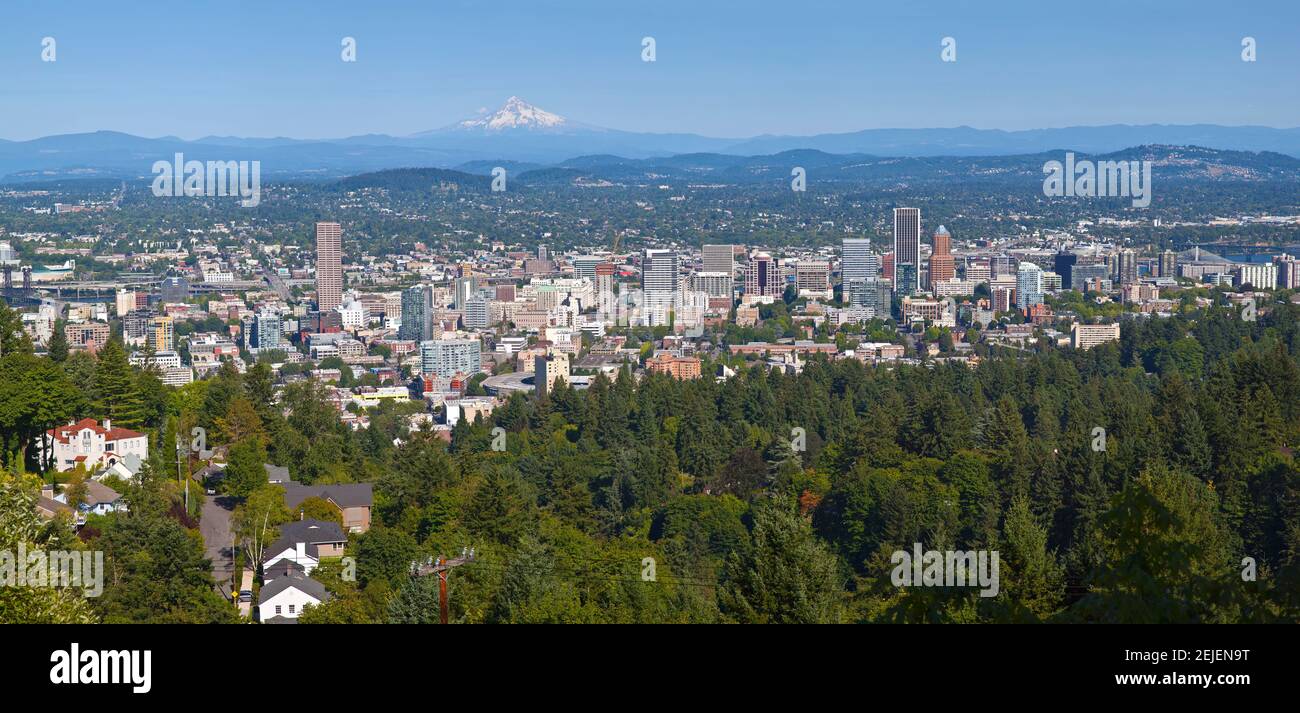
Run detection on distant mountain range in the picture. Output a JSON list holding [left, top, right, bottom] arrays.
[[327, 146, 1300, 196], [3, 97, 1300, 181]]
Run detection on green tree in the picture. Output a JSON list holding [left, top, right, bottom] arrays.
[[719, 498, 843, 623]]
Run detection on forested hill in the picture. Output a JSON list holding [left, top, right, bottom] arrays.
[[6, 295, 1300, 623]]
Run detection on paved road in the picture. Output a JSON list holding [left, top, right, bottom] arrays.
[[201, 494, 237, 600]]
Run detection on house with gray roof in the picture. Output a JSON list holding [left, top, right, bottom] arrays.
[[258, 570, 330, 623], [261, 519, 347, 576]]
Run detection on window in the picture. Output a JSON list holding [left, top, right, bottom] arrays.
[[275, 605, 281, 615], [289, 604, 296, 613]]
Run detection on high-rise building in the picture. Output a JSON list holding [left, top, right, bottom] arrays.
[[894, 263, 917, 297], [420, 338, 482, 377], [745, 252, 782, 298], [848, 278, 892, 315], [1235, 263, 1277, 290], [454, 275, 478, 309], [1117, 249, 1138, 286], [1072, 323, 1121, 350], [315, 222, 343, 311], [1072, 263, 1110, 292], [965, 258, 992, 284], [642, 249, 679, 326], [1159, 250, 1178, 279], [1277, 254, 1300, 289], [893, 208, 920, 294], [1053, 251, 1077, 290], [399, 285, 434, 342], [841, 238, 880, 284], [535, 353, 570, 397], [573, 255, 603, 282], [642, 249, 678, 294], [464, 296, 490, 330], [115, 290, 136, 318], [253, 310, 283, 351], [928, 226, 955, 288], [595, 263, 617, 316], [991, 255, 1018, 278], [702, 244, 737, 275], [795, 260, 831, 298], [148, 315, 175, 352], [1016, 263, 1044, 310], [692, 272, 732, 298], [702, 244, 736, 296]]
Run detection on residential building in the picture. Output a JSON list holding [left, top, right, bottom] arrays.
[[645, 353, 702, 380], [1071, 322, 1121, 350], [42, 418, 148, 472], [419, 338, 482, 377], [262, 519, 347, 576], [1016, 263, 1044, 310]]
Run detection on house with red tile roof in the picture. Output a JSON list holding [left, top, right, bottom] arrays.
[[41, 418, 149, 473]]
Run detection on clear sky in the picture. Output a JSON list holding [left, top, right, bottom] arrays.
[[0, 0, 1296, 140]]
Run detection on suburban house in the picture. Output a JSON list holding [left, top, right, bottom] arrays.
[[42, 418, 149, 473], [257, 569, 330, 623], [35, 493, 74, 521], [284, 482, 373, 534], [261, 519, 347, 576], [93, 453, 144, 482], [43, 481, 126, 525], [265, 464, 373, 533]]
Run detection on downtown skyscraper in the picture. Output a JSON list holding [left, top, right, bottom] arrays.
[[928, 226, 955, 287], [642, 249, 679, 327], [745, 251, 783, 299], [841, 238, 880, 284], [315, 222, 343, 312], [893, 208, 920, 294]]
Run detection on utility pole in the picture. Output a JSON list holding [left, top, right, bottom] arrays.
[[414, 548, 475, 624]]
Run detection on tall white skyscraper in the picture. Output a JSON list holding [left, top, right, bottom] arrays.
[[642, 249, 679, 326], [315, 222, 343, 311], [893, 208, 920, 294], [1016, 262, 1044, 310]]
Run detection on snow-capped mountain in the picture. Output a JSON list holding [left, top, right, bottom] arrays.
[[454, 96, 568, 132]]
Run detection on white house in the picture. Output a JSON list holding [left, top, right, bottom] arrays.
[[42, 418, 148, 472], [258, 570, 330, 623], [261, 520, 347, 576]]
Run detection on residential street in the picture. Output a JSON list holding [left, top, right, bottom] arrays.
[[201, 494, 237, 601]]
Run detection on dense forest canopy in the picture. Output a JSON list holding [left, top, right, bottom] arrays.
[[4, 295, 1300, 623]]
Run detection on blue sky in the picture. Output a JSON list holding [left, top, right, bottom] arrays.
[[0, 0, 1296, 140]]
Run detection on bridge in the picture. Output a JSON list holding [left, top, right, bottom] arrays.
[[0, 265, 39, 306]]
